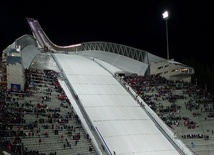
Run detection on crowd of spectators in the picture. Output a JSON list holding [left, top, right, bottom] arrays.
[[0, 69, 95, 155], [123, 74, 214, 152], [1, 67, 214, 155]]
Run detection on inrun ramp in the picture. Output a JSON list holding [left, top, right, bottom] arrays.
[[54, 53, 182, 155]]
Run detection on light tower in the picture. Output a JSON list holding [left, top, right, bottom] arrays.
[[162, 11, 169, 60]]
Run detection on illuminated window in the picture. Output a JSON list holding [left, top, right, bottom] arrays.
[[172, 69, 178, 72], [181, 68, 188, 73]]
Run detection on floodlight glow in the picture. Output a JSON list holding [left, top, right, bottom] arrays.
[[162, 11, 169, 19]]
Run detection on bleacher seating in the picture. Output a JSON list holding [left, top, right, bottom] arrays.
[[0, 69, 98, 155], [1, 69, 214, 155]]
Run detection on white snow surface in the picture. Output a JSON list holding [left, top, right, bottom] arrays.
[[55, 53, 180, 155]]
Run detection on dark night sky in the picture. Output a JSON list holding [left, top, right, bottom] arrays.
[[1, 1, 214, 66]]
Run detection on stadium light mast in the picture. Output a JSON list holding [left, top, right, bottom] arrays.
[[162, 10, 169, 60]]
